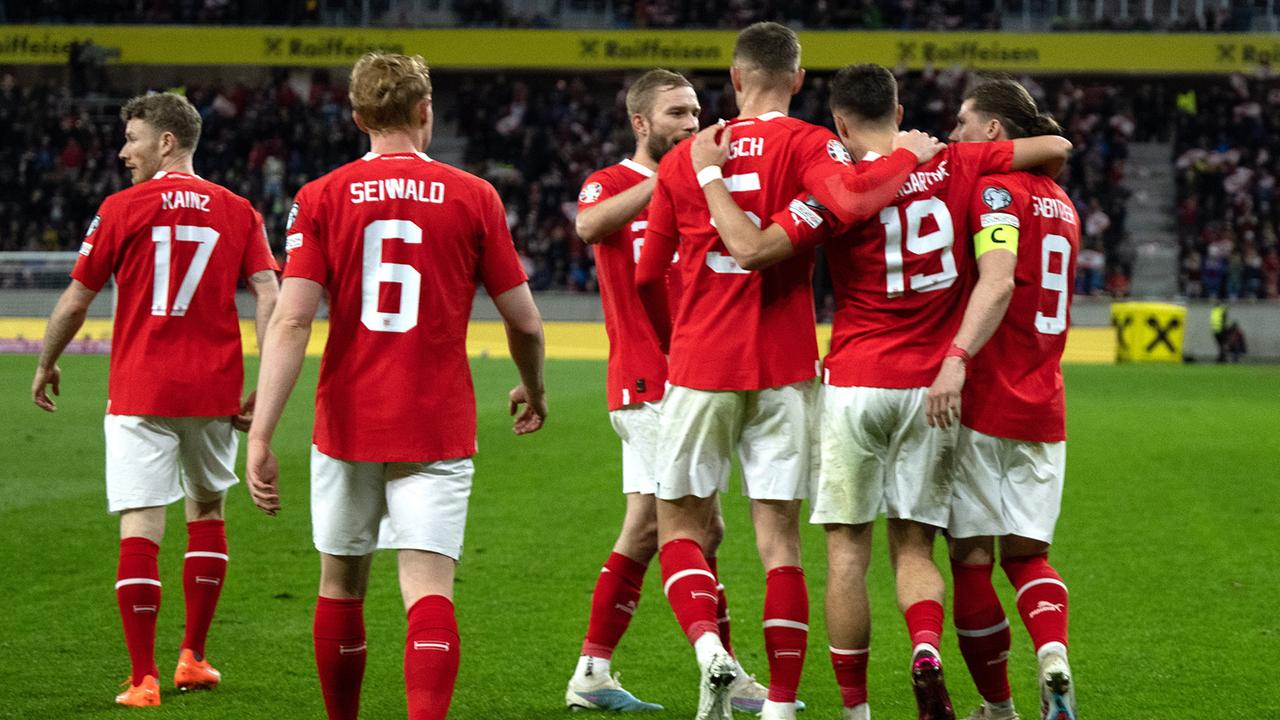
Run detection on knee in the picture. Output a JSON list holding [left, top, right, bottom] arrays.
[[617, 517, 659, 560], [703, 514, 726, 555]]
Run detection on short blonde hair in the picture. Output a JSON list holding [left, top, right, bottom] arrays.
[[625, 69, 693, 117], [349, 53, 432, 132]]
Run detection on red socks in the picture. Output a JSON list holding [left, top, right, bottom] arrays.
[[952, 562, 1012, 704], [405, 595, 460, 720], [659, 539, 721, 644], [314, 597, 367, 720], [1003, 554, 1069, 652], [829, 646, 869, 708], [581, 552, 647, 659], [116, 537, 161, 685], [182, 519, 228, 657], [904, 599, 945, 651], [706, 556, 735, 656], [763, 566, 808, 703]]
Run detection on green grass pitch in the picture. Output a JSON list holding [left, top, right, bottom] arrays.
[[1, 355, 1277, 719]]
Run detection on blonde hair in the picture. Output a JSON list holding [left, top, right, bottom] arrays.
[[120, 92, 201, 150], [349, 53, 432, 132], [626, 69, 693, 117]]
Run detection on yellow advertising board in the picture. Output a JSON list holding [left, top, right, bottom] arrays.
[[2, 26, 1279, 73], [1111, 302, 1186, 363]]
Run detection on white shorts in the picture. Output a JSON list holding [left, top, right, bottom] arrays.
[[310, 446, 474, 559], [949, 426, 1066, 544], [654, 380, 817, 502], [104, 414, 239, 513], [810, 385, 956, 528], [611, 402, 662, 495]]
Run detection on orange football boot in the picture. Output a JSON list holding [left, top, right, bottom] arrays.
[[115, 675, 161, 706], [173, 649, 222, 691]]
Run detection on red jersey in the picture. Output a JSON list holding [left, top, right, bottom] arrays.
[[70, 171, 277, 417], [787, 142, 1014, 388], [961, 171, 1080, 443], [639, 112, 917, 391], [578, 159, 675, 410], [284, 152, 528, 462]]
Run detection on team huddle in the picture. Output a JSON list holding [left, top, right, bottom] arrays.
[[29, 20, 1078, 720]]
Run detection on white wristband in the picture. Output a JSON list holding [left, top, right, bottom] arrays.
[[696, 166, 723, 188]]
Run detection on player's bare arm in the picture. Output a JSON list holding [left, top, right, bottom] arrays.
[[926, 242, 1017, 429], [31, 280, 98, 412], [246, 276, 322, 514], [575, 178, 657, 244], [233, 269, 280, 431], [493, 282, 547, 435], [892, 129, 946, 163], [689, 124, 798, 271], [1010, 135, 1073, 178]]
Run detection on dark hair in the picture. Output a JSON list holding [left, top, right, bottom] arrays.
[[626, 68, 693, 117], [829, 64, 897, 125], [964, 78, 1062, 138], [732, 22, 800, 76], [120, 92, 202, 150]]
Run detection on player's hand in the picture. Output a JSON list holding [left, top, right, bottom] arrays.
[[246, 436, 281, 516], [893, 130, 945, 164], [231, 391, 256, 432], [690, 122, 730, 173], [926, 356, 966, 429], [508, 384, 547, 435], [31, 363, 61, 412]]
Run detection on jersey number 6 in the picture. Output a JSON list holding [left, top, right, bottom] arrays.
[[361, 219, 422, 333]]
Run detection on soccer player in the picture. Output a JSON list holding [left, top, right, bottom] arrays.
[[30, 91, 279, 707], [687, 65, 1070, 720], [244, 53, 546, 720], [635, 27, 944, 720], [930, 78, 1081, 720]]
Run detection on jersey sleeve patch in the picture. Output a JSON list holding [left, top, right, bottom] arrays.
[[788, 198, 823, 229], [827, 139, 852, 165], [982, 186, 1013, 210], [579, 182, 604, 204], [979, 211, 1020, 228], [974, 223, 1020, 258], [85, 214, 101, 237], [286, 202, 299, 232]]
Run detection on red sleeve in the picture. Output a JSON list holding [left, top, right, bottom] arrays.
[[952, 140, 1015, 177], [768, 191, 838, 253], [477, 182, 528, 297], [241, 208, 280, 278], [636, 172, 678, 352], [807, 148, 917, 227], [577, 169, 617, 211], [69, 197, 122, 292], [969, 176, 1023, 236], [282, 184, 329, 285]]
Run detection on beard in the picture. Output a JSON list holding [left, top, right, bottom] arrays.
[[647, 129, 691, 163]]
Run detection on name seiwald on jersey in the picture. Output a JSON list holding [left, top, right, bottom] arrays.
[[283, 152, 527, 463]]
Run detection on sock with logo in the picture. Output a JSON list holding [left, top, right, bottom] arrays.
[[952, 561, 1012, 704], [659, 539, 720, 645], [1002, 554, 1069, 652], [116, 536, 161, 685], [314, 597, 366, 720], [763, 566, 808, 703], [405, 595, 459, 720], [829, 646, 869, 709], [580, 551, 647, 663], [181, 519, 228, 657]]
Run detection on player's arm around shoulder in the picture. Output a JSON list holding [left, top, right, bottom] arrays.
[[1009, 135, 1073, 178], [689, 123, 798, 271]]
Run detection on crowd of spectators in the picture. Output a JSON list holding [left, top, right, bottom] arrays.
[[1174, 73, 1280, 300], [3, 0, 1269, 31], [0, 66, 1142, 302]]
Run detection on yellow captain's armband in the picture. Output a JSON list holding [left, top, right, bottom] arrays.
[[974, 213, 1019, 258]]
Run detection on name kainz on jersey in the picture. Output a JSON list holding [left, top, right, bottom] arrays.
[[349, 178, 447, 205], [1030, 194, 1077, 224], [161, 191, 211, 212]]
